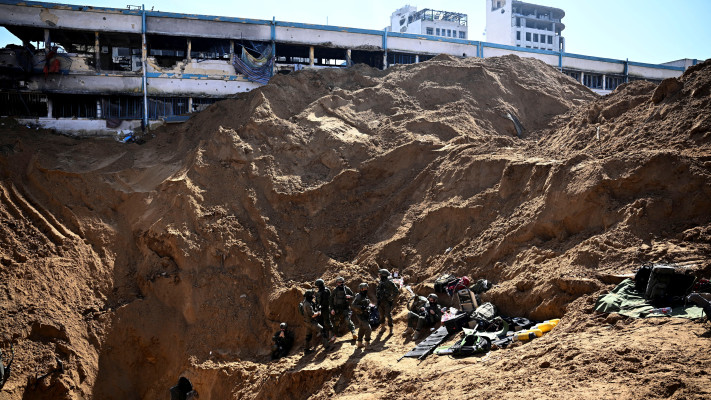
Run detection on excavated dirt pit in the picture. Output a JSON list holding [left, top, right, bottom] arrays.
[[1, 55, 711, 399]]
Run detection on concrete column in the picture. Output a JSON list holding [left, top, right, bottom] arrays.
[[96, 99, 102, 118], [309, 46, 314, 66], [94, 31, 101, 71], [44, 29, 50, 51], [46, 98, 52, 118], [383, 52, 388, 70], [580, 72, 584, 85], [188, 97, 193, 113], [187, 38, 192, 61], [602, 74, 606, 91], [346, 49, 352, 66], [229, 40, 235, 63], [415, 54, 420, 63]]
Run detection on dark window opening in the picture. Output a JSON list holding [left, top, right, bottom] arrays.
[[51, 94, 98, 118], [583, 74, 603, 89], [0, 92, 47, 117], [192, 98, 221, 113], [388, 52, 418, 65], [605, 75, 624, 91], [562, 69, 581, 81]]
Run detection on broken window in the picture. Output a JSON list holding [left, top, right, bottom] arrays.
[[516, 31, 521, 40], [526, 32, 531, 41], [190, 38, 231, 60], [192, 98, 221, 113], [548, 35, 553, 44], [533, 34, 538, 42], [459, 31, 466, 39], [436, 28, 440, 36], [426, 27, 433, 35], [98, 32, 142, 72], [147, 34, 187, 68]]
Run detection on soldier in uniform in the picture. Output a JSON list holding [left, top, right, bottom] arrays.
[[408, 293, 443, 340], [301, 290, 328, 354], [330, 276, 357, 340], [376, 269, 399, 332], [350, 283, 372, 348], [314, 279, 335, 342], [271, 322, 294, 360]]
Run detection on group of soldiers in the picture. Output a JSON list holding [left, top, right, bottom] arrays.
[[272, 268, 445, 358]]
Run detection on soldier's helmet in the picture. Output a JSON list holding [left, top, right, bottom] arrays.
[[427, 293, 438, 302], [304, 290, 314, 299], [336, 276, 345, 284], [358, 282, 369, 291], [280, 322, 287, 330], [378, 269, 390, 277], [315, 279, 325, 288]]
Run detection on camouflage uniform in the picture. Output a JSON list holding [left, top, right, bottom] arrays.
[[350, 284, 372, 346], [301, 295, 326, 353], [330, 280, 356, 337], [271, 323, 294, 360], [376, 269, 399, 329], [315, 280, 334, 338], [409, 294, 442, 339]]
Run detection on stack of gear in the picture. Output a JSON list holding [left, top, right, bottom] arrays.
[[595, 263, 708, 319]]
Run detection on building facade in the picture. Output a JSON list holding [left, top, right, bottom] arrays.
[[486, 0, 565, 52], [0, 1, 695, 136], [390, 6, 468, 40]]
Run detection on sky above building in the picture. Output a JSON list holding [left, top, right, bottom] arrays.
[[1, 0, 709, 64]]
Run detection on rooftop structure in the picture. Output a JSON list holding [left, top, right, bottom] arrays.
[[390, 6, 468, 39], [486, 0, 565, 52]]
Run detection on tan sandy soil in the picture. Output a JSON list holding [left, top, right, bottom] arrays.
[[1, 55, 710, 399]]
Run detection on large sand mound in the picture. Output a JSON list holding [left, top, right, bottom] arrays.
[[0, 56, 710, 400]]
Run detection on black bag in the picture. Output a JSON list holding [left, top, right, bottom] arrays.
[[443, 312, 471, 335], [645, 264, 696, 306], [634, 265, 653, 293], [434, 274, 457, 293]]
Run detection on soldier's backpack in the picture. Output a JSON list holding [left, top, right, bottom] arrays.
[[449, 333, 491, 357], [472, 302, 497, 321], [408, 295, 428, 313], [368, 305, 380, 329], [434, 274, 457, 293]]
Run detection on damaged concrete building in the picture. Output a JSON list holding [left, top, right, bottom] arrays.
[[0, 1, 699, 136]]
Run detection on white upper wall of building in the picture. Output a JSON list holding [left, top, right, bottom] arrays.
[[486, 0, 565, 52]]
